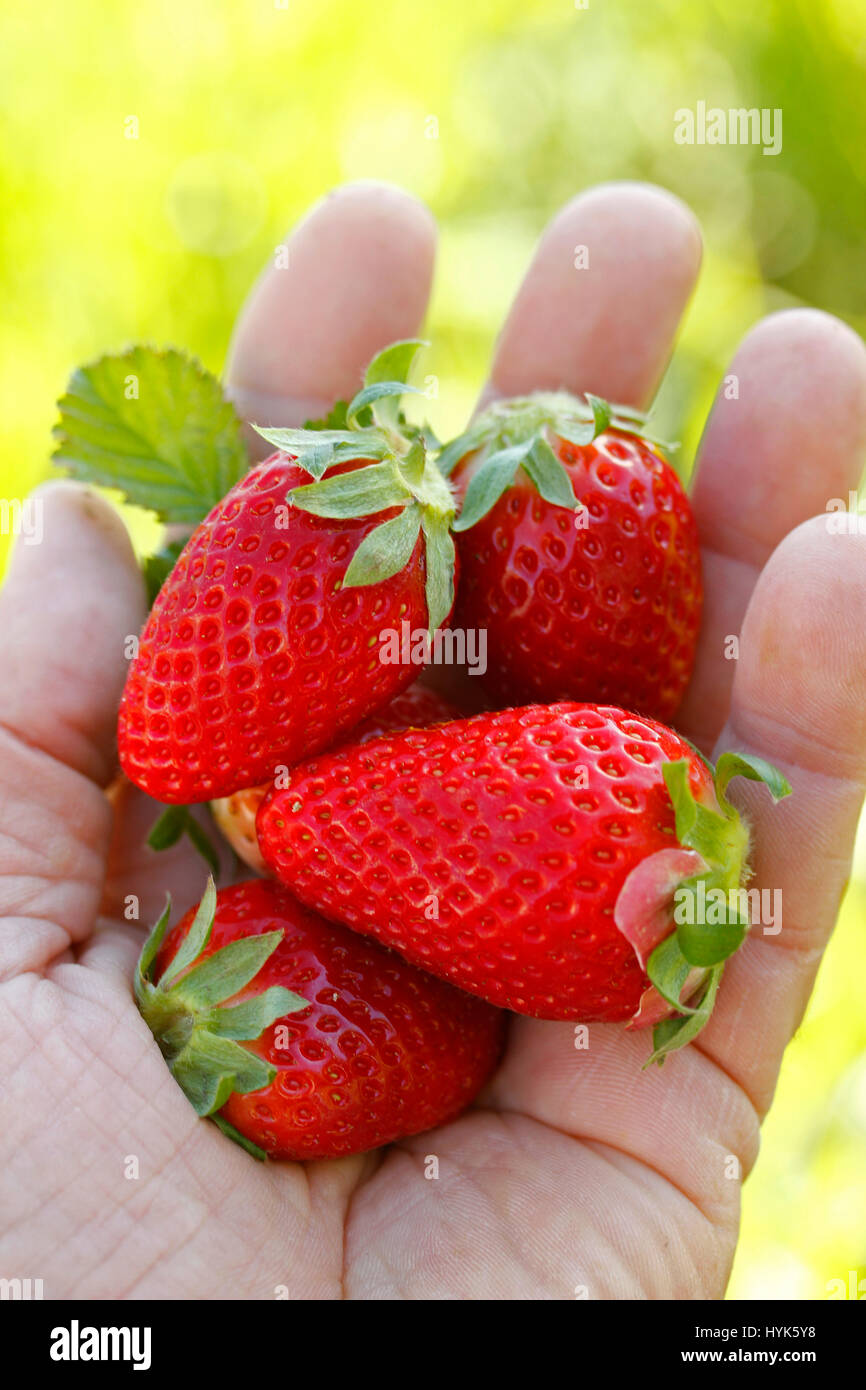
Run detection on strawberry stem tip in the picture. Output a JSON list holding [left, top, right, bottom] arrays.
[[147, 804, 222, 878], [639, 751, 791, 1065], [134, 878, 306, 1150], [438, 391, 678, 532], [253, 340, 457, 634]]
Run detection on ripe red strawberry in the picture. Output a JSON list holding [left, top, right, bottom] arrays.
[[441, 394, 701, 721], [116, 341, 457, 803], [211, 682, 459, 873], [256, 703, 789, 1062], [136, 877, 504, 1160]]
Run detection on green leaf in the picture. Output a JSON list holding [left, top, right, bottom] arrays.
[[674, 879, 749, 967], [172, 1031, 275, 1115], [363, 339, 426, 429], [399, 436, 427, 491], [421, 513, 456, 634], [147, 804, 189, 852], [713, 752, 792, 809], [147, 806, 221, 878], [521, 435, 579, 509], [661, 759, 699, 846], [646, 967, 723, 1067], [173, 929, 285, 1008], [52, 346, 248, 526], [364, 339, 426, 389], [343, 505, 422, 587], [585, 393, 613, 437], [253, 425, 385, 481], [136, 898, 172, 990], [287, 461, 406, 518], [452, 441, 533, 532], [645, 932, 702, 1014], [183, 817, 222, 878], [210, 1113, 268, 1160], [254, 426, 362, 453], [346, 380, 423, 430], [160, 877, 218, 989], [207, 986, 306, 1039]]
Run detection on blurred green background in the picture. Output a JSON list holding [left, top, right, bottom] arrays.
[[1, 0, 865, 1298]]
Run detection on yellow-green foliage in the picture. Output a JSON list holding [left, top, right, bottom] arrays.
[[1, 0, 864, 1298]]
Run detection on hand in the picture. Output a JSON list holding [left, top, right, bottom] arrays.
[[2, 181, 865, 1300]]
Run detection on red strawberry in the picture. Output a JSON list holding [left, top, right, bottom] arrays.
[[442, 394, 701, 721], [118, 341, 457, 803], [211, 682, 460, 873], [136, 878, 504, 1160], [256, 703, 789, 1063]]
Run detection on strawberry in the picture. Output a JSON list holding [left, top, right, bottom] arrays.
[[136, 877, 504, 1160], [256, 702, 789, 1063], [440, 394, 701, 721], [53, 342, 457, 804], [210, 682, 459, 873]]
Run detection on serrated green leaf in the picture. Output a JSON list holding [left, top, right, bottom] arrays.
[[521, 435, 579, 509], [160, 877, 218, 989], [52, 347, 247, 526], [207, 986, 306, 1039], [343, 505, 422, 588], [452, 441, 533, 532], [421, 513, 456, 633], [287, 461, 406, 518], [172, 929, 285, 1008]]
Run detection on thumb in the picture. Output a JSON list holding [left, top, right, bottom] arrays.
[[0, 481, 145, 785], [0, 482, 145, 971]]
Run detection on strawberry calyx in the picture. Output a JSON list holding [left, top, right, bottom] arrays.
[[614, 751, 791, 1065], [437, 391, 677, 533], [134, 878, 306, 1156], [253, 340, 457, 633]]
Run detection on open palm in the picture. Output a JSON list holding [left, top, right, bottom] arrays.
[[2, 181, 865, 1300]]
